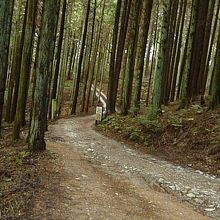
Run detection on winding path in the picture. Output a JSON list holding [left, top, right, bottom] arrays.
[[42, 115, 220, 220]]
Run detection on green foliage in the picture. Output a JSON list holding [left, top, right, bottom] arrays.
[[191, 105, 204, 114], [137, 115, 162, 133], [130, 106, 140, 116], [128, 129, 145, 141], [15, 150, 31, 166], [64, 80, 73, 90], [147, 108, 161, 121], [211, 125, 220, 132], [16, 158, 23, 166], [169, 116, 183, 128], [19, 150, 31, 158], [100, 114, 125, 130], [191, 127, 198, 135], [100, 113, 159, 144]]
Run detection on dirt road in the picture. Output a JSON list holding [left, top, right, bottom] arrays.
[[34, 115, 220, 220]]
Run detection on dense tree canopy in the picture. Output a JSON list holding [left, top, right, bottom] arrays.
[[0, 0, 220, 150]]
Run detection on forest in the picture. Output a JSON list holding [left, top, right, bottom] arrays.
[[0, 0, 220, 219]]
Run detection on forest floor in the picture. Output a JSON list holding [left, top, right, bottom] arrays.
[[0, 124, 57, 219]]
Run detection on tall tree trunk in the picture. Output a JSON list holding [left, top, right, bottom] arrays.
[[204, 0, 220, 96], [71, 0, 91, 114], [106, 0, 122, 114], [149, 0, 171, 118], [5, 27, 21, 122], [119, 49, 128, 106], [51, 0, 67, 108], [81, 0, 97, 112], [162, 0, 179, 105], [0, 0, 14, 132], [85, 0, 105, 113], [170, 0, 187, 102], [209, 31, 220, 109], [112, 0, 132, 111], [13, 0, 38, 139], [67, 38, 76, 80], [189, 0, 209, 98], [121, 0, 143, 116], [198, 0, 215, 99], [57, 30, 70, 117], [181, 0, 199, 108], [10, 1, 28, 123], [146, 5, 159, 106], [29, 0, 60, 151], [133, 0, 153, 113]]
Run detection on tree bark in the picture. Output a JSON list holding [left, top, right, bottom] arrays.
[[29, 0, 60, 151], [121, 0, 143, 116], [0, 0, 14, 132], [13, 0, 38, 139], [106, 0, 122, 114], [133, 0, 153, 113], [71, 0, 91, 114], [51, 0, 67, 107], [149, 0, 171, 118], [209, 31, 220, 109]]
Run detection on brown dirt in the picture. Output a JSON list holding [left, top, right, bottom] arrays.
[[31, 141, 209, 220], [0, 80, 96, 219], [1, 114, 218, 219], [0, 125, 57, 219], [31, 115, 217, 220]]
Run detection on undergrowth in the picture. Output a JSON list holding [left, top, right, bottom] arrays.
[[98, 106, 220, 176]]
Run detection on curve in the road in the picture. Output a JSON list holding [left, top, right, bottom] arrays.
[[47, 116, 220, 219]]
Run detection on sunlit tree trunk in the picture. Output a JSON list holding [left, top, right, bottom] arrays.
[[181, 0, 198, 108], [149, 0, 171, 118], [198, 0, 215, 100], [10, 2, 28, 123], [51, 0, 67, 112], [5, 22, 21, 123], [162, 0, 179, 105], [146, 3, 159, 106], [170, 0, 187, 102], [81, 0, 97, 112], [67, 37, 76, 80], [133, 0, 153, 113], [209, 31, 220, 109], [71, 0, 91, 114], [121, 0, 143, 115], [204, 0, 220, 96], [85, 0, 105, 113]]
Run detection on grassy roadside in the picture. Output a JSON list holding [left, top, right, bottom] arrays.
[[97, 105, 220, 176]]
